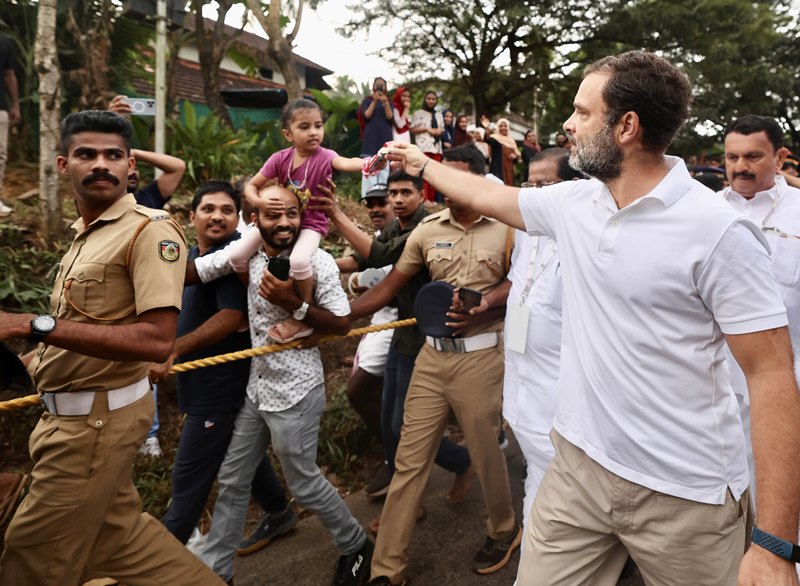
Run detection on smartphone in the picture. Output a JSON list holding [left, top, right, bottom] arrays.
[[458, 287, 482, 313], [267, 257, 290, 281], [124, 97, 156, 116]]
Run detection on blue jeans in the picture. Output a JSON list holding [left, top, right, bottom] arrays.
[[381, 344, 470, 475], [161, 411, 287, 544], [147, 384, 159, 438], [201, 388, 365, 581]]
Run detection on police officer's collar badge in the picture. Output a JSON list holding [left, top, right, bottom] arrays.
[[159, 240, 180, 262]]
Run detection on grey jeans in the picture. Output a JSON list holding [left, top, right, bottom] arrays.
[[201, 386, 366, 580]]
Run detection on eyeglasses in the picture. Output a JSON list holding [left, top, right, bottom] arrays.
[[520, 180, 559, 188], [362, 198, 388, 209]]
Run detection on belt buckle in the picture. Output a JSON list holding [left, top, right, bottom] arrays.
[[40, 393, 57, 415], [438, 338, 465, 353]]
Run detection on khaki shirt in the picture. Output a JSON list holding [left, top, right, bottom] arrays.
[[29, 194, 187, 393], [394, 208, 510, 336]]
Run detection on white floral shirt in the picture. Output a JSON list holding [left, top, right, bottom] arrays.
[[246, 247, 350, 411]]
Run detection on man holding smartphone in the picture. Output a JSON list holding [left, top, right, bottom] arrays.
[[348, 144, 519, 586]]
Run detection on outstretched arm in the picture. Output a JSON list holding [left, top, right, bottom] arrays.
[[349, 268, 413, 321], [387, 142, 525, 230], [309, 180, 373, 258], [727, 326, 800, 585]]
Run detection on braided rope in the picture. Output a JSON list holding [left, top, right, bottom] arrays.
[[0, 318, 416, 414]]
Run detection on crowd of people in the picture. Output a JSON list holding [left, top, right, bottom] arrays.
[[0, 48, 800, 586]]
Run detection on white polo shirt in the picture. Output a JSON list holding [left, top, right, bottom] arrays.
[[720, 176, 800, 388], [503, 230, 561, 436], [518, 156, 787, 504]]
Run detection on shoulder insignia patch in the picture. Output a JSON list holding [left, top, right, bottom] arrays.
[[150, 214, 169, 222], [159, 240, 180, 262]]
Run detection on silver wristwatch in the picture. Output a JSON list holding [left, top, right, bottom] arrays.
[[293, 301, 309, 321]]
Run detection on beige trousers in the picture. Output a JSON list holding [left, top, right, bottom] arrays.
[[0, 391, 224, 586], [517, 431, 748, 586], [371, 343, 517, 583]]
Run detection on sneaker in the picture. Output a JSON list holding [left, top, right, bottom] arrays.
[[237, 505, 298, 556], [0, 202, 11, 217], [138, 436, 162, 457], [332, 538, 373, 586], [471, 524, 522, 575], [365, 462, 393, 498], [498, 429, 509, 451]]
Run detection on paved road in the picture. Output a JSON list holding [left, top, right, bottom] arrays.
[[234, 435, 528, 585]]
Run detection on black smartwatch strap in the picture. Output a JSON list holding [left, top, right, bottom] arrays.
[[752, 527, 800, 563]]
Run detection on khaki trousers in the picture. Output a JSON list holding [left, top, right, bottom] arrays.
[[517, 432, 748, 586], [371, 343, 517, 583], [0, 391, 224, 586]]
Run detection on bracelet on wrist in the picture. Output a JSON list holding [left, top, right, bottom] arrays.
[[419, 159, 430, 179], [751, 527, 800, 563]]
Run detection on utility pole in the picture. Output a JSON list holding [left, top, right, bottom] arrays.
[[154, 0, 167, 174]]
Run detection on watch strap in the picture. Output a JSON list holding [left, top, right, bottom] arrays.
[[752, 527, 800, 563]]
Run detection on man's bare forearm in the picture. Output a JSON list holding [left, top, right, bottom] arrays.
[[174, 309, 245, 358]]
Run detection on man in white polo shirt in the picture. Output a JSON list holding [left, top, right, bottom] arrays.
[[720, 115, 800, 499], [387, 51, 800, 585]]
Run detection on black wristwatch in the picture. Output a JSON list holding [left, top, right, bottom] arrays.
[[751, 527, 800, 563], [30, 314, 57, 344]]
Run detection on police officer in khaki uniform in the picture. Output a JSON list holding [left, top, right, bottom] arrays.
[[350, 144, 520, 586], [0, 111, 224, 585]]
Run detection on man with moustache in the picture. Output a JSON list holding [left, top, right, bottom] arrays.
[[349, 145, 519, 586], [0, 110, 224, 585], [312, 171, 472, 505], [387, 52, 800, 585], [147, 180, 294, 550], [201, 186, 372, 586], [720, 116, 800, 499]]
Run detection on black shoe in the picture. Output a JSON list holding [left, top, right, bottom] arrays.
[[333, 538, 374, 586], [365, 462, 393, 498], [471, 524, 522, 574], [237, 505, 298, 556]]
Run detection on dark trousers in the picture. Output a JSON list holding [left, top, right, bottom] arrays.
[[381, 343, 470, 476], [162, 412, 287, 544]]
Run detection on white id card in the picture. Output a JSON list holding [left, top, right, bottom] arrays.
[[506, 303, 530, 353]]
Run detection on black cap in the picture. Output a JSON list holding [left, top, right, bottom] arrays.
[[413, 281, 456, 338], [361, 184, 388, 201]]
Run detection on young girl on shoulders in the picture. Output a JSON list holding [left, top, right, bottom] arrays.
[[229, 98, 382, 342]]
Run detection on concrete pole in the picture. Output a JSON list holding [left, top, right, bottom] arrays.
[[154, 0, 167, 172]]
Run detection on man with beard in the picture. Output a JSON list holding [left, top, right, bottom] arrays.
[[386, 52, 800, 586], [0, 110, 224, 585], [148, 181, 294, 550], [201, 186, 373, 586]]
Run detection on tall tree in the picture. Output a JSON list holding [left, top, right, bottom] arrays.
[[64, 0, 118, 110], [191, 0, 249, 127], [341, 0, 618, 118], [246, 0, 306, 100], [35, 0, 61, 241]]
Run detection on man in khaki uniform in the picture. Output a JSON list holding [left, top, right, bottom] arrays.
[[0, 111, 224, 585], [351, 144, 519, 586]]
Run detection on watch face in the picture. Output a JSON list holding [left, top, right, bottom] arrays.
[[33, 314, 56, 332]]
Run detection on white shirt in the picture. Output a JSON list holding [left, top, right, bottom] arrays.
[[410, 109, 444, 154], [503, 230, 561, 435], [518, 156, 787, 504], [246, 248, 350, 411], [720, 176, 800, 392]]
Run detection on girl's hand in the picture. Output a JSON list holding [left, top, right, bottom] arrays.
[[260, 195, 285, 213]]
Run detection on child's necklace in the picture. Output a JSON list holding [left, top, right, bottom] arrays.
[[287, 148, 316, 189]]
